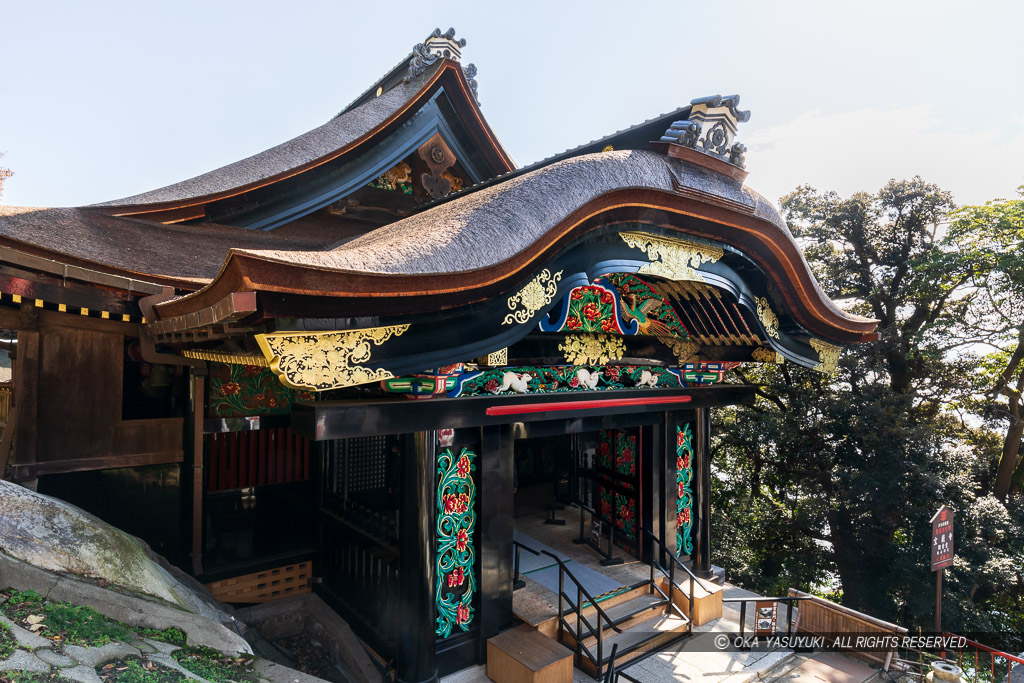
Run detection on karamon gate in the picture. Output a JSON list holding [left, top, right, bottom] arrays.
[[0, 27, 876, 682]]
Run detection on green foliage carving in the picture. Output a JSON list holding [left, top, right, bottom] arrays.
[[435, 448, 477, 638]]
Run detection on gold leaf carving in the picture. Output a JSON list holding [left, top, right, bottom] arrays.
[[809, 338, 841, 374], [662, 337, 701, 364], [755, 296, 780, 339], [181, 349, 269, 367], [558, 334, 626, 366], [256, 325, 410, 391], [621, 232, 723, 282], [502, 269, 563, 326], [477, 348, 508, 366], [751, 346, 783, 364]]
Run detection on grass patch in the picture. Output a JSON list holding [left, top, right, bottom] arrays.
[[0, 621, 14, 660], [1, 589, 132, 647], [0, 590, 187, 649], [135, 628, 186, 647], [172, 646, 255, 683], [98, 658, 187, 683], [0, 673, 74, 683]]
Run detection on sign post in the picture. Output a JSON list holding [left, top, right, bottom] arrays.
[[930, 505, 954, 633]]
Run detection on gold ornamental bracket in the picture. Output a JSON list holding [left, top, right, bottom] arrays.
[[620, 232, 724, 283], [661, 337, 701, 364], [809, 338, 841, 374], [256, 324, 410, 391], [559, 334, 626, 366], [755, 296, 780, 339], [502, 269, 563, 326], [751, 346, 784, 364], [477, 348, 508, 366]]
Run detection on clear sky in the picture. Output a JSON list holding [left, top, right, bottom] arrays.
[[1, 0, 1022, 208]]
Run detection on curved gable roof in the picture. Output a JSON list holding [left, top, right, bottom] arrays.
[[92, 60, 513, 224]]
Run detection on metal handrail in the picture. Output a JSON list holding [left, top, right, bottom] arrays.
[[514, 538, 623, 679], [642, 528, 715, 594], [721, 595, 814, 638], [512, 539, 540, 590]]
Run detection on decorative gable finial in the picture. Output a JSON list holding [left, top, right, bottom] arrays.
[[660, 95, 751, 169], [425, 27, 466, 61], [407, 28, 479, 103]]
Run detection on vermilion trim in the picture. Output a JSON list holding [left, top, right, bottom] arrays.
[[485, 395, 692, 416]]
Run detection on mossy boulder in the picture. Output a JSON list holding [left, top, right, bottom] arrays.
[[0, 481, 189, 608]]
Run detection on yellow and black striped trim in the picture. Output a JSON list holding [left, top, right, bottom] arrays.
[[0, 291, 145, 324]]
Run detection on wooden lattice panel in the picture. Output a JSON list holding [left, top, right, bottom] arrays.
[[337, 435, 387, 492], [205, 562, 311, 603]]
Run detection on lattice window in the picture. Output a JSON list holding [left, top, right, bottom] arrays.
[[331, 435, 388, 496]]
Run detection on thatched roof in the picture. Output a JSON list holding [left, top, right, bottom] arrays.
[[92, 62, 445, 208]]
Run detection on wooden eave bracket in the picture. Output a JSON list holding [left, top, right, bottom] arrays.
[[147, 291, 258, 338]]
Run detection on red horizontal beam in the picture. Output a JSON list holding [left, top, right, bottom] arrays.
[[485, 395, 692, 416]]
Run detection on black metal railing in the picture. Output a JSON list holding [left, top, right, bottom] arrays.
[[514, 539, 624, 680], [602, 644, 643, 683], [572, 500, 625, 566], [642, 528, 715, 637], [512, 539, 540, 590], [721, 595, 813, 638]]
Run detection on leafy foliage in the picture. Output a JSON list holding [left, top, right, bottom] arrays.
[[0, 621, 14, 660], [171, 647, 255, 683], [0, 589, 185, 649], [713, 179, 1024, 642], [0, 152, 11, 199]]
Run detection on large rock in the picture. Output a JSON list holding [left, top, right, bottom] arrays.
[[0, 480, 195, 609]]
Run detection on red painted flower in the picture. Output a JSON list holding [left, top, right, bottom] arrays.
[[571, 289, 584, 300], [455, 529, 469, 552], [677, 431, 687, 446], [620, 448, 633, 463], [457, 493, 470, 513], [267, 398, 278, 408], [678, 482, 686, 498], [220, 382, 241, 396], [484, 379, 499, 393], [601, 291, 614, 304], [444, 494, 459, 514], [448, 567, 465, 587], [600, 500, 613, 517], [604, 366, 620, 380], [681, 454, 690, 469], [244, 365, 263, 377], [566, 316, 583, 330], [598, 442, 611, 456], [678, 508, 690, 525], [456, 454, 472, 478], [601, 318, 618, 333], [582, 302, 600, 321], [457, 603, 471, 624], [569, 376, 580, 388]]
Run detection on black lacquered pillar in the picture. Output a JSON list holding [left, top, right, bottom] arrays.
[[478, 424, 514, 657], [398, 431, 438, 683], [693, 408, 713, 578]]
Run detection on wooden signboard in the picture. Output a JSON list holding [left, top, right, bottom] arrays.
[[755, 600, 778, 634], [931, 505, 954, 571]]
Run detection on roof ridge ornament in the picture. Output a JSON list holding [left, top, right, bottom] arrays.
[[660, 94, 751, 169], [407, 27, 479, 102], [409, 27, 466, 78]]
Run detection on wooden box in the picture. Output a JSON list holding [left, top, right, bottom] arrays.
[[486, 624, 573, 683]]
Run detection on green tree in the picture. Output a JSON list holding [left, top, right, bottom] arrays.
[[948, 189, 1024, 501], [712, 179, 1024, 638], [0, 152, 11, 197]]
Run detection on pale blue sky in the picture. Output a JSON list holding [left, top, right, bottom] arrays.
[[1, 0, 1022, 208]]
